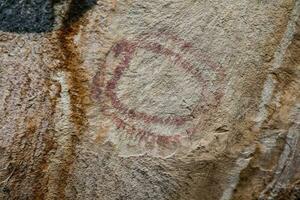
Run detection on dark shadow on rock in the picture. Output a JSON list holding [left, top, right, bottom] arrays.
[[62, 0, 97, 28], [0, 0, 96, 33]]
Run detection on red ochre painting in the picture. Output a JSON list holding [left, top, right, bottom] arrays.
[[92, 30, 226, 157]]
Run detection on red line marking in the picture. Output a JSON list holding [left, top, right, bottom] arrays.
[[105, 39, 210, 126], [92, 30, 226, 143]]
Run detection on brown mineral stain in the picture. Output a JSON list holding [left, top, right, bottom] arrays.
[[232, 138, 286, 200], [8, 111, 57, 200], [111, 0, 117, 11], [232, 2, 300, 199], [50, 1, 93, 198], [95, 126, 110, 143], [28, 78, 59, 200]]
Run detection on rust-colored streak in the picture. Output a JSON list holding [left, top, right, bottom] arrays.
[[53, 3, 91, 199], [111, 0, 117, 11], [95, 126, 109, 144], [34, 78, 62, 200], [3, 60, 59, 199], [8, 120, 38, 197], [31, 119, 57, 200], [7, 109, 58, 200]]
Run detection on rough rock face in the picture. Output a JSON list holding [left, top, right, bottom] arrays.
[[0, 0, 299, 199]]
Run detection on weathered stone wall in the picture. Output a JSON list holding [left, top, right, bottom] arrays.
[[0, 0, 299, 199]]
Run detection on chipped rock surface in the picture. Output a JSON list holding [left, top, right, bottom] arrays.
[[0, 0, 300, 199]]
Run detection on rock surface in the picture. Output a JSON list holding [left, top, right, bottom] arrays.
[[0, 0, 299, 199]]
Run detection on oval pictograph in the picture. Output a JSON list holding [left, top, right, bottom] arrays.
[[92, 30, 226, 156]]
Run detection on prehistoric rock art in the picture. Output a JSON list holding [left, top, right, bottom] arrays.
[[92, 30, 226, 157], [0, 0, 299, 199]]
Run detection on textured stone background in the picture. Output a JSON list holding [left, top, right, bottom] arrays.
[[0, 0, 299, 199]]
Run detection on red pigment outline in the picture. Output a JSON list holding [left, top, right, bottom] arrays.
[[105, 33, 225, 127], [93, 30, 226, 142], [111, 114, 196, 144]]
